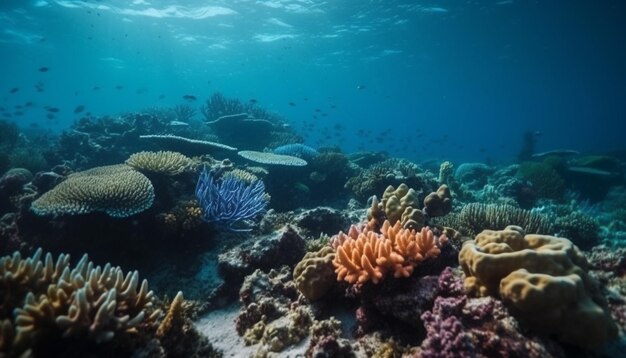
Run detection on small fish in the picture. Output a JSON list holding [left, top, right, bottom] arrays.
[[330, 105, 336, 109], [182, 95, 197, 101], [74, 105, 85, 114], [46, 113, 55, 120], [38, 67, 49, 72], [169, 120, 189, 127], [24, 101, 33, 107], [249, 99, 257, 104], [93, 86, 101, 91], [14, 111, 24, 116], [288, 102, 296, 106], [45, 106, 60, 113], [356, 84, 366, 90], [9, 87, 19, 94], [158, 94, 166, 100], [314, 108, 321, 112], [115, 85, 124, 90]]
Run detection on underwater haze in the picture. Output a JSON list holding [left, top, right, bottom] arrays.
[[2, 0, 626, 163]]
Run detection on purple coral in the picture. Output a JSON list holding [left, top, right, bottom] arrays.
[[195, 167, 268, 232]]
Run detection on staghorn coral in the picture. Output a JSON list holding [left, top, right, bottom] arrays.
[[126, 150, 195, 176], [237, 150, 307, 166], [31, 164, 154, 218], [0, 249, 160, 356], [333, 220, 448, 285], [459, 225, 618, 348], [293, 246, 336, 301]]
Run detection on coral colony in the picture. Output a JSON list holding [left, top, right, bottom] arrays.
[[195, 167, 269, 232]]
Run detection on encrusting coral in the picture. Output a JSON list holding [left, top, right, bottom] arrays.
[[126, 150, 195, 176], [332, 220, 448, 285], [0, 249, 161, 356], [459, 225, 618, 348], [30, 164, 154, 218]]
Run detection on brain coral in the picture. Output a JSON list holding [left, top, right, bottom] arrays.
[[459, 225, 618, 348], [31, 164, 154, 217], [126, 150, 194, 176], [293, 246, 335, 301]]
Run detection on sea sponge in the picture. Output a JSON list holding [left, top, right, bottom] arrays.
[[333, 221, 447, 285], [1, 249, 160, 356], [459, 226, 618, 348], [293, 247, 336, 301], [126, 150, 194, 176], [31, 164, 154, 217]]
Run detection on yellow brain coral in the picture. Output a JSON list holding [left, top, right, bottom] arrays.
[[332, 220, 447, 285], [293, 247, 336, 301], [31, 164, 154, 217], [126, 150, 194, 176], [459, 225, 618, 348]]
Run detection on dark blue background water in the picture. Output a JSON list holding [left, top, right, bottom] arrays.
[[1, 0, 625, 164]]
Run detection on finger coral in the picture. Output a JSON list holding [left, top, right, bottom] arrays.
[[126, 150, 194, 176], [332, 221, 447, 285], [31, 164, 154, 218], [0, 249, 160, 356]]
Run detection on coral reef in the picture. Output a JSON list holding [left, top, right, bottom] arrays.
[[218, 225, 306, 287], [126, 150, 195, 176], [345, 158, 438, 202], [333, 220, 447, 285], [195, 167, 269, 231], [459, 225, 618, 347], [31, 164, 155, 218]]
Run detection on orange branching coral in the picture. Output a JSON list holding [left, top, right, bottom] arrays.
[[332, 220, 447, 285]]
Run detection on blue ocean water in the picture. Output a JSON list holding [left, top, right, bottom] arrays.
[[1, 0, 625, 163]]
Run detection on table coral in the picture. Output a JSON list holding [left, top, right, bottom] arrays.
[[459, 225, 618, 348], [126, 150, 194, 176], [30, 164, 154, 218]]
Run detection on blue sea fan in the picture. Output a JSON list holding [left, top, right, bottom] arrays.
[[272, 143, 319, 160], [195, 168, 268, 232]]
